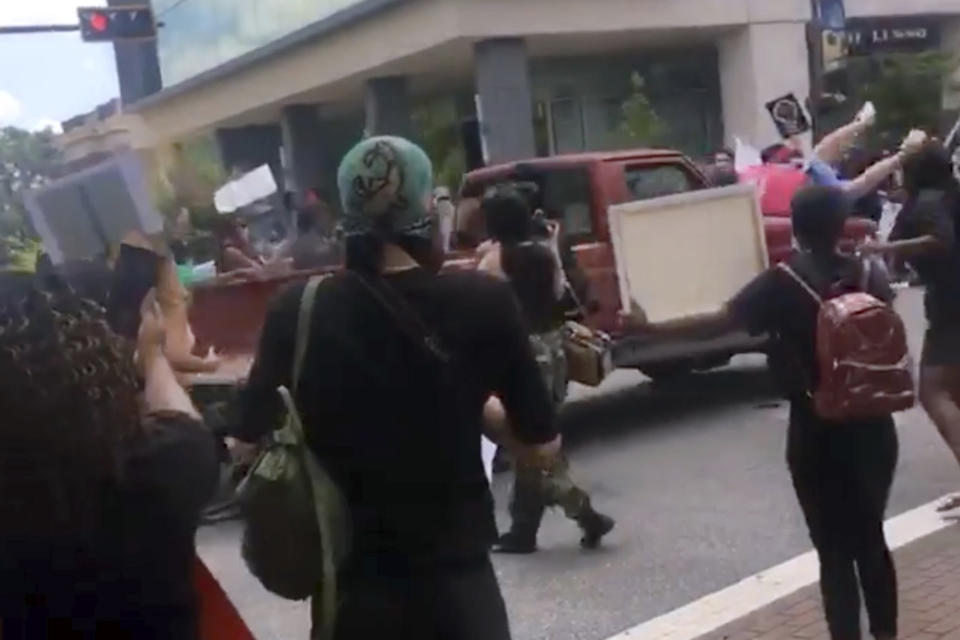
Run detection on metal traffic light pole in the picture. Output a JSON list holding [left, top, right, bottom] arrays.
[[1, 6, 158, 39], [0, 24, 81, 35]]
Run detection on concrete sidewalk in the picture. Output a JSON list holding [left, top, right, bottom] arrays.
[[693, 525, 960, 640]]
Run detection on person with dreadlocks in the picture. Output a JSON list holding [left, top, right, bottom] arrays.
[[0, 273, 218, 638], [236, 136, 560, 639]]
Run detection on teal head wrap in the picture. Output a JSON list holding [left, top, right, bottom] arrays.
[[337, 136, 434, 239]]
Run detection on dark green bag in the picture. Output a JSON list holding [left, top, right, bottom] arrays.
[[238, 275, 351, 639]]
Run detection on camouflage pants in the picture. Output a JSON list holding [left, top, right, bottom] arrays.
[[507, 331, 594, 537], [530, 329, 568, 405], [509, 455, 594, 537]]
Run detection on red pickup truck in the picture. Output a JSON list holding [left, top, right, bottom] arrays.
[[188, 148, 875, 381], [455, 150, 876, 379]]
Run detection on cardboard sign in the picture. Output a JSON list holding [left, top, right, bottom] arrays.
[[765, 94, 811, 139], [214, 164, 278, 214], [24, 151, 163, 264], [608, 184, 767, 323]]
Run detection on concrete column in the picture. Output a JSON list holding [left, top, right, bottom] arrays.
[[364, 76, 413, 138], [215, 125, 283, 182], [281, 104, 326, 201], [474, 38, 536, 164], [718, 22, 811, 148]]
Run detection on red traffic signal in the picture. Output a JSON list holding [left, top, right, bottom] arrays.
[[78, 6, 156, 42]]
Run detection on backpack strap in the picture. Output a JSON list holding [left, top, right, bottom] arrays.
[[293, 275, 326, 392], [859, 256, 873, 293], [346, 271, 450, 363], [777, 263, 824, 305], [279, 274, 338, 640]]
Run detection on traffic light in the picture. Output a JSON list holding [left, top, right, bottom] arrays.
[[78, 6, 156, 42]]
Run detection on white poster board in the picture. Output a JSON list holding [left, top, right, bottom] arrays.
[[24, 151, 163, 264], [214, 164, 277, 214], [608, 184, 767, 323]]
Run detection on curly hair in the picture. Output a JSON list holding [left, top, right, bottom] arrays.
[[0, 271, 143, 539]]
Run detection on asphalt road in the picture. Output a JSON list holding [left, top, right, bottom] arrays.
[[198, 287, 959, 640]]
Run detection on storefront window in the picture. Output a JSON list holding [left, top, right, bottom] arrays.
[[551, 98, 585, 154]]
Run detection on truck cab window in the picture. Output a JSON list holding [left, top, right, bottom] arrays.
[[541, 169, 593, 240], [624, 165, 696, 201]]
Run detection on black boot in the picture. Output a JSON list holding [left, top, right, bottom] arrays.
[[578, 511, 615, 550], [492, 529, 538, 554]]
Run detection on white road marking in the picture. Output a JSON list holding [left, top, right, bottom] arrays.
[[605, 495, 953, 640]]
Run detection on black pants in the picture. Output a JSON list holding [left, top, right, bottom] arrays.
[[787, 409, 899, 640], [318, 556, 511, 640]]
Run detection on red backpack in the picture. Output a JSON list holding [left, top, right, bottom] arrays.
[[779, 261, 916, 421]]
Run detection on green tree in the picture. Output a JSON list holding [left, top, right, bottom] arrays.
[[620, 72, 666, 145], [153, 135, 226, 232], [413, 99, 466, 192], [845, 52, 958, 148], [0, 127, 61, 267]]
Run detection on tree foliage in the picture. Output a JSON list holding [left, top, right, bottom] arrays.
[[844, 52, 958, 147], [620, 72, 666, 145], [412, 99, 466, 192], [152, 135, 226, 231], [0, 127, 62, 266]]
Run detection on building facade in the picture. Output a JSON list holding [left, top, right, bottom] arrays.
[[111, 0, 959, 199]]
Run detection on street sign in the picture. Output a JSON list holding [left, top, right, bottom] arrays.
[[78, 5, 155, 42]]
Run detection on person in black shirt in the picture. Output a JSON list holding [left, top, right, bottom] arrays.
[[623, 186, 899, 640], [0, 274, 218, 639], [236, 136, 559, 640], [477, 187, 614, 554], [865, 141, 960, 513]]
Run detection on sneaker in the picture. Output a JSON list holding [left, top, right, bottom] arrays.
[[580, 514, 615, 550], [492, 531, 538, 554]]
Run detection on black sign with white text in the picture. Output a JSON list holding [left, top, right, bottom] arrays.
[[845, 17, 940, 55]]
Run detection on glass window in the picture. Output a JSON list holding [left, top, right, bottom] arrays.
[[550, 98, 585, 154], [624, 164, 696, 201], [155, 0, 371, 85], [541, 169, 593, 238]]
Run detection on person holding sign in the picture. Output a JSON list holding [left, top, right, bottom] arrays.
[[622, 185, 903, 640]]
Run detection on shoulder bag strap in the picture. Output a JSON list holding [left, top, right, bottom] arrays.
[[276, 273, 338, 640], [777, 262, 824, 305], [346, 271, 450, 363], [293, 275, 326, 392]]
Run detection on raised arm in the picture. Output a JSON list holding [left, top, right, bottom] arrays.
[[137, 291, 201, 420], [812, 106, 875, 166]]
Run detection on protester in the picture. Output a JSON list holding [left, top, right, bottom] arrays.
[[623, 185, 899, 640], [435, 186, 456, 253], [272, 195, 342, 271], [0, 274, 218, 638], [864, 141, 960, 513], [477, 186, 615, 554], [713, 148, 735, 170], [806, 108, 926, 200], [212, 215, 263, 274], [235, 136, 561, 639]]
